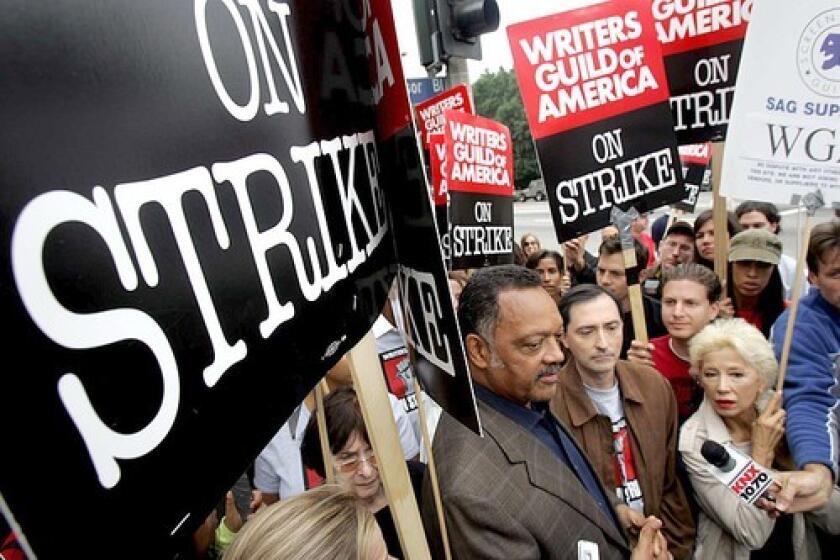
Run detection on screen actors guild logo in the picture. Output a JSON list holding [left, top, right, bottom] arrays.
[[797, 9, 840, 98]]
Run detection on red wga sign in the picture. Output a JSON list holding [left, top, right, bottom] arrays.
[[414, 83, 473, 148]]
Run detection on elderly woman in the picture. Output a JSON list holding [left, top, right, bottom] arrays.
[[300, 387, 423, 559], [679, 319, 840, 559]]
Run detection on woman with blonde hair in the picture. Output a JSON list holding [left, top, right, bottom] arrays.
[[224, 485, 392, 560], [679, 319, 840, 559]]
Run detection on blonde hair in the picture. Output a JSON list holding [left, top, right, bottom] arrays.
[[224, 485, 380, 560], [688, 318, 779, 390]]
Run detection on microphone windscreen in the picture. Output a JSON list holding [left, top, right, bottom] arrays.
[[701, 440, 733, 471]]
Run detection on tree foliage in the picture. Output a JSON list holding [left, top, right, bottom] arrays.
[[472, 68, 540, 188]]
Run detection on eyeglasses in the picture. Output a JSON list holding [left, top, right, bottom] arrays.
[[335, 448, 378, 474]]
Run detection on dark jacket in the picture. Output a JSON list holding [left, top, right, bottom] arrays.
[[422, 398, 630, 559], [551, 359, 695, 559]]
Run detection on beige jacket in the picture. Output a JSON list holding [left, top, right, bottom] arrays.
[[679, 398, 840, 560]]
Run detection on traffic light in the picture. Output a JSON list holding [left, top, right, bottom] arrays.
[[414, 0, 500, 68]]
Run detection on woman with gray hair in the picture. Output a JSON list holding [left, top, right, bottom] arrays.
[[678, 319, 840, 559]]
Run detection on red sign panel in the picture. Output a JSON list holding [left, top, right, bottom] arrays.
[[652, 0, 751, 56], [428, 132, 449, 206], [678, 142, 712, 165], [369, 0, 411, 140], [414, 83, 473, 147], [507, 0, 671, 138], [444, 111, 514, 198]]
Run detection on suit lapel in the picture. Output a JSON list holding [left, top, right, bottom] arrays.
[[478, 401, 629, 549]]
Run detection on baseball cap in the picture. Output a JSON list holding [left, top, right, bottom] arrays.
[[664, 220, 694, 240], [728, 228, 782, 265]]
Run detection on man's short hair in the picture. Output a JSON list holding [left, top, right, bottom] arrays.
[[458, 265, 541, 341], [807, 220, 840, 274], [735, 200, 781, 233], [524, 249, 564, 270], [558, 284, 622, 327], [660, 263, 722, 303], [598, 236, 647, 276], [663, 221, 695, 241]]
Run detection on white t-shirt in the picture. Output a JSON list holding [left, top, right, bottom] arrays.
[[778, 253, 809, 300], [584, 381, 646, 512], [253, 405, 311, 499]]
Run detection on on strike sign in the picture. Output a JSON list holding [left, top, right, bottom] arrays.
[[445, 111, 514, 269], [414, 83, 473, 148], [652, 0, 753, 143], [508, 0, 687, 241]]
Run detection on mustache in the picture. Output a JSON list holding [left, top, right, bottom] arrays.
[[537, 363, 563, 378]]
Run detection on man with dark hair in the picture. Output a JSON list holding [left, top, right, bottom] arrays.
[[769, 220, 840, 512], [525, 249, 569, 304], [644, 221, 695, 299], [628, 264, 720, 423], [423, 265, 669, 559], [736, 200, 808, 299], [596, 236, 666, 358], [553, 285, 695, 559]]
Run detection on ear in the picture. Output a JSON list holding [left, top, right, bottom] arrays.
[[708, 300, 720, 321], [465, 333, 492, 370], [638, 268, 649, 283], [808, 269, 817, 285]]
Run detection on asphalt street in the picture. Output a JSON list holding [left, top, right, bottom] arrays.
[[514, 192, 837, 261]]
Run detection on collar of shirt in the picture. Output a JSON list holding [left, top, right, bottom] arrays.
[[473, 383, 547, 431]]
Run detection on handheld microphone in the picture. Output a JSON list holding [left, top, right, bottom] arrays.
[[700, 440, 775, 505]]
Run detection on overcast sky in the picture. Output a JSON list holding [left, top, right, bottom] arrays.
[[391, 0, 604, 80]]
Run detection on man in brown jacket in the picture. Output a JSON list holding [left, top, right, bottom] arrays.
[[553, 284, 695, 559]]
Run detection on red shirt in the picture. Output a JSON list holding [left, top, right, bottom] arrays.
[[638, 232, 657, 267], [735, 308, 763, 332], [650, 335, 698, 422]]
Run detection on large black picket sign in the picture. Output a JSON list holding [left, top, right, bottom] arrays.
[[0, 1, 474, 557]]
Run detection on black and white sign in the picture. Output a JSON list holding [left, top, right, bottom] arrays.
[[0, 1, 476, 556]]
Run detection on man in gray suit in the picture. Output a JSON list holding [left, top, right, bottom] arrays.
[[422, 265, 670, 559]]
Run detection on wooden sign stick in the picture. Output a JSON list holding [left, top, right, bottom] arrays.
[[414, 378, 453, 560], [611, 207, 648, 343], [775, 191, 825, 391], [711, 142, 729, 283], [347, 332, 431, 560], [314, 379, 335, 484]]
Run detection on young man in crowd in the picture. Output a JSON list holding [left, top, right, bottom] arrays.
[[643, 221, 695, 299], [552, 285, 694, 559], [627, 264, 720, 423], [736, 200, 808, 299], [596, 236, 666, 358], [769, 220, 840, 513], [423, 266, 669, 559]]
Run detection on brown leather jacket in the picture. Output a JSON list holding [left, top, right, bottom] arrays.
[[551, 359, 696, 559]]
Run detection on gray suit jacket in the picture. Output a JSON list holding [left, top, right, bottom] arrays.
[[422, 398, 630, 559]]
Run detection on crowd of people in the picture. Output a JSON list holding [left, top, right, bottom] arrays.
[[3, 205, 838, 560]]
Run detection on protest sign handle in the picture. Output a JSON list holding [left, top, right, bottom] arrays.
[[347, 332, 432, 560], [628, 284, 649, 344], [414, 378, 453, 560], [612, 208, 648, 344], [776, 213, 816, 391], [314, 379, 335, 484], [711, 142, 729, 283]]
